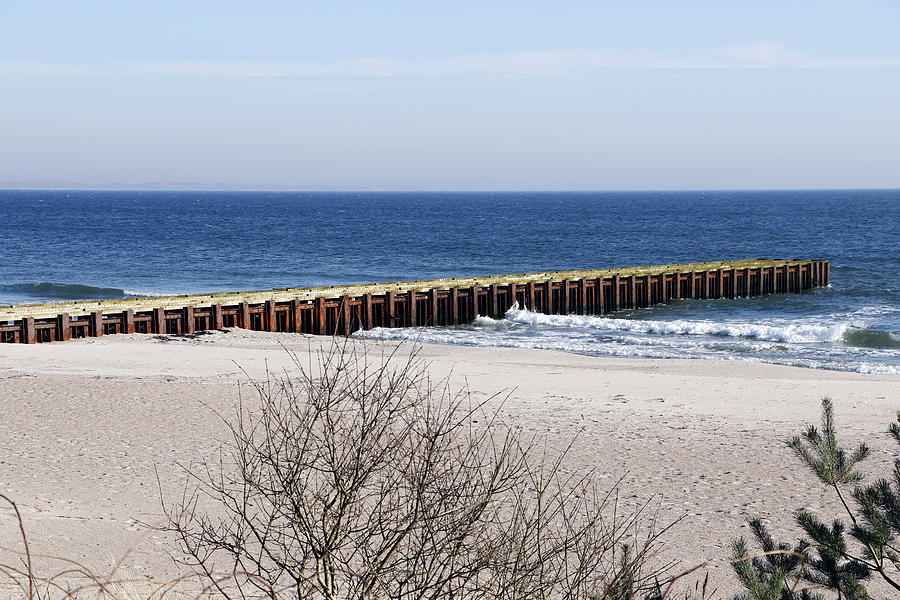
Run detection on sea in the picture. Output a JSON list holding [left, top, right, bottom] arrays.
[[1, 189, 898, 374]]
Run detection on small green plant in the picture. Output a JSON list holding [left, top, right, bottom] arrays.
[[731, 398, 900, 600], [730, 518, 813, 600]]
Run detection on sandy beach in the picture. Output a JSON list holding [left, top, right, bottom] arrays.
[[1, 330, 898, 597]]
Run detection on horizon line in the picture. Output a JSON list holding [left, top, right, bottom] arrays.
[[1, 183, 899, 194]]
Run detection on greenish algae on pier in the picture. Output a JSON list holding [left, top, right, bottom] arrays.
[[1, 259, 814, 321]]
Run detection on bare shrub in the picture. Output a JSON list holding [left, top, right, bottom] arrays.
[[162, 341, 671, 599]]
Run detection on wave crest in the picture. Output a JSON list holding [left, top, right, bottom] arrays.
[[0, 282, 140, 301], [502, 303, 847, 344]]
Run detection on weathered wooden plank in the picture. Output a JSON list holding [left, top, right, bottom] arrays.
[[59, 313, 71, 341], [361, 293, 372, 330], [341, 295, 351, 335], [238, 302, 250, 330], [315, 297, 327, 334], [578, 279, 587, 314], [23, 317, 35, 344], [544, 280, 553, 314], [184, 305, 195, 334], [408, 290, 416, 327], [450, 287, 459, 325], [628, 275, 636, 308], [643, 275, 651, 307], [91, 311, 103, 337], [429, 288, 439, 325], [261, 300, 273, 332], [613, 275, 620, 310], [489, 284, 498, 318], [596, 278, 606, 313]]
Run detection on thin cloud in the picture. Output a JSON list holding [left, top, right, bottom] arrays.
[[716, 40, 900, 68], [1, 43, 898, 79]]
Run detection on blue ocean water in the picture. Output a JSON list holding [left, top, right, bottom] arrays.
[[1, 189, 898, 373]]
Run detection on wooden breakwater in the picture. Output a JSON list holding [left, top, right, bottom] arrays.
[[0, 259, 829, 344]]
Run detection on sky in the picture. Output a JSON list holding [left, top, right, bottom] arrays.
[[1, 1, 898, 191]]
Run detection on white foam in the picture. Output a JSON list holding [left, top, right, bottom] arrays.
[[502, 304, 848, 344], [353, 304, 899, 375]]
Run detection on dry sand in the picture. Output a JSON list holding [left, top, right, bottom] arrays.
[[1, 329, 898, 597]]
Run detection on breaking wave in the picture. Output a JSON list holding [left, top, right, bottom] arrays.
[[356, 303, 900, 375], [0, 282, 146, 303], [500, 304, 848, 344]]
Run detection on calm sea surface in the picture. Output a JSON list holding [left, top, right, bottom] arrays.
[[1, 189, 898, 373]]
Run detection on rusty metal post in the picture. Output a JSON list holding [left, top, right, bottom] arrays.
[[470, 286, 479, 318], [596, 278, 605, 313], [526, 282, 535, 311], [153, 307, 165, 334], [91, 311, 103, 337], [362, 293, 373, 329], [612, 275, 620, 310], [341, 295, 351, 335], [627, 276, 636, 308], [544, 280, 553, 314], [212, 304, 224, 329], [450, 287, 459, 325], [578, 279, 587, 314], [489, 284, 498, 318], [429, 288, 439, 325], [238, 302, 249, 329], [824, 261, 830, 286], [184, 306, 195, 334], [23, 317, 35, 344], [315, 297, 327, 334], [58, 313, 71, 341], [716, 268, 723, 298], [408, 290, 416, 327], [123, 309, 135, 334], [561, 280, 570, 314], [384, 292, 395, 328], [263, 300, 275, 332], [672, 272, 680, 300], [508, 283, 517, 311]]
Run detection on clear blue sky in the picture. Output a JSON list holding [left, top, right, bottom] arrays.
[[1, 1, 898, 190]]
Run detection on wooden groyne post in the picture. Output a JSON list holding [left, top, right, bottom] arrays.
[[0, 259, 829, 344]]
